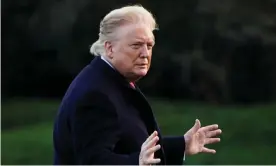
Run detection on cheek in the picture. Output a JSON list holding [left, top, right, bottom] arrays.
[[117, 48, 134, 66], [127, 52, 140, 66], [147, 54, 152, 67], [119, 54, 136, 71], [148, 55, 152, 64]]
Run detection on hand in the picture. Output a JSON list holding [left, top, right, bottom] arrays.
[[184, 119, 222, 155], [139, 131, 161, 165]]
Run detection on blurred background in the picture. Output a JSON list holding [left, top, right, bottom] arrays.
[[2, 0, 276, 164]]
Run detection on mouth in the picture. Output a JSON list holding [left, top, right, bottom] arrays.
[[137, 64, 148, 67], [137, 63, 148, 66]]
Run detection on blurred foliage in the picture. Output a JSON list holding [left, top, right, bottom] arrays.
[[2, 0, 276, 104], [1, 0, 276, 165], [2, 1, 276, 164], [1, 98, 59, 130], [2, 99, 276, 164]]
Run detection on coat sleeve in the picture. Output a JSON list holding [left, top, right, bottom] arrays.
[[162, 136, 185, 165], [71, 91, 140, 165]]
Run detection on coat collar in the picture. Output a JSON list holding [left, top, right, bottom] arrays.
[[90, 56, 166, 164], [90, 56, 135, 89]]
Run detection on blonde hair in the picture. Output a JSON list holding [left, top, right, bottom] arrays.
[[90, 4, 158, 56]]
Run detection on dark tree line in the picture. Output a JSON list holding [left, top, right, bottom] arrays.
[[2, 0, 276, 104]]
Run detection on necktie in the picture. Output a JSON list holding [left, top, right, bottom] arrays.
[[129, 82, 135, 89]]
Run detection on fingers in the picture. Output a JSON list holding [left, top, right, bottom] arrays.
[[144, 131, 157, 144], [146, 158, 161, 164], [143, 144, 161, 164], [206, 129, 222, 138], [191, 119, 201, 133], [205, 138, 221, 145], [202, 147, 216, 154], [146, 144, 161, 156], [145, 135, 159, 149], [140, 132, 161, 165], [201, 124, 219, 132], [143, 131, 158, 150]]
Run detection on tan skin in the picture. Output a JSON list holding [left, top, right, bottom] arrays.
[[103, 22, 222, 160]]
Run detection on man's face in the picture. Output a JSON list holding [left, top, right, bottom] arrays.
[[105, 23, 155, 82]]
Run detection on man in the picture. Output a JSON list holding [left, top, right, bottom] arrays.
[[53, 4, 222, 165]]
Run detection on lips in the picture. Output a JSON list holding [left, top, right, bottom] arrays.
[[136, 64, 148, 69], [137, 63, 148, 66]]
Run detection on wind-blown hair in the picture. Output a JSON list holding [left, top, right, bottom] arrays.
[[90, 5, 158, 56]]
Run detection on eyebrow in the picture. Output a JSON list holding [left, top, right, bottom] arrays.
[[133, 38, 155, 44]]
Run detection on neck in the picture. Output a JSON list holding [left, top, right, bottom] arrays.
[[101, 56, 141, 83]]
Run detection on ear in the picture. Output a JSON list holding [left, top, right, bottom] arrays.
[[104, 41, 113, 59]]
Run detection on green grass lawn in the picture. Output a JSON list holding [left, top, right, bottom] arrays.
[[2, 98, 276, 164], [1, 98, 60, 130], [2, 123, 54, 164]]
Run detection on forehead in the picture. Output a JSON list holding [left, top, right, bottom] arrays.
[[117, 24, 155, 42]]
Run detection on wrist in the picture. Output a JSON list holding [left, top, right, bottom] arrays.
[[184, 135, 187, 155], [184, 135, 190, 155]]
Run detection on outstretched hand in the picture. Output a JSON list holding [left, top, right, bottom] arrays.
[[184, 119, 222, 155], [139, 131, 161, 165]]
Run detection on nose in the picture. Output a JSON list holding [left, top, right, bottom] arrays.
[[140, 45, 150, 58]]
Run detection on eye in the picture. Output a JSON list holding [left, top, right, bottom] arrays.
[[147, 44, 153, 49], [131, 43, 141, 49]]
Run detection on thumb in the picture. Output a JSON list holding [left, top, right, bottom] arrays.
[[192, 119, 201, 132]]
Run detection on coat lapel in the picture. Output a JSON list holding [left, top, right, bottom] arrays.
[[128, 85, 166, 165], [91, 56, 166, 164]]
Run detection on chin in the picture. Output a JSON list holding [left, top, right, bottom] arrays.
[[137, 69, 148, 77]]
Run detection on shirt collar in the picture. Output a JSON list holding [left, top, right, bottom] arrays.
[[100, 55, 135, 87], [101, 55, 114, 69]]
